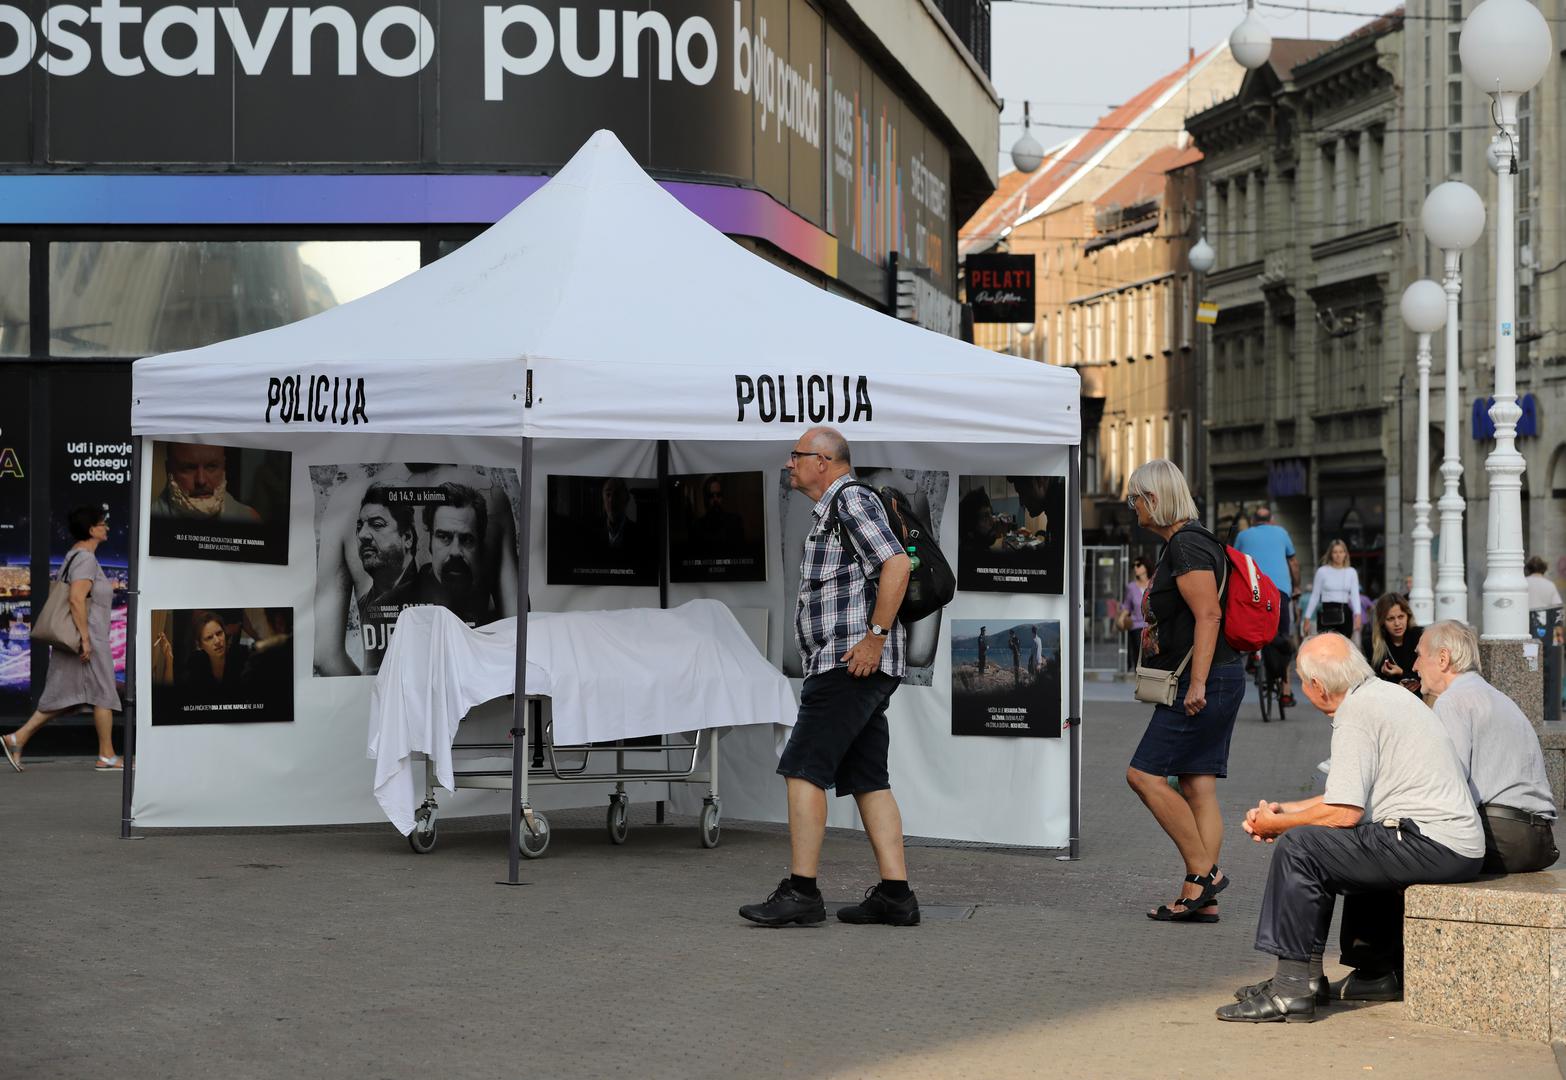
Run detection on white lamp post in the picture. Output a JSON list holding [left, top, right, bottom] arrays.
[[1011, 102, 1045, 175], [1461, 0, 1552, 640], [1400, 279, 1447, 626], [1420, 181, 1486, 623]]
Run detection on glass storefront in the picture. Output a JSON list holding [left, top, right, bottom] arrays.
[[0, 241, 27, 356]]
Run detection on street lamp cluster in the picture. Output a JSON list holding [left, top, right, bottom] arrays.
[[1403, 0, 1551, 641]]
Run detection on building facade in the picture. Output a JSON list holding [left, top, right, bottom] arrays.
[[1189, 23, 1404, 594], [960, 45, 1245, 554], [0, 0, 999, 717]]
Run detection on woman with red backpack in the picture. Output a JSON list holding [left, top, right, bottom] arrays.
[[1124, 459, 1248, 924]]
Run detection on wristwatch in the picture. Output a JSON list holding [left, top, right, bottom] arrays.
[[869, 623, 889, 637]]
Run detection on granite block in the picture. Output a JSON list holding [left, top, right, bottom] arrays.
[[1405, 918, 1550, 1041], [1406, 871, 1566, 927], [1482, 640, 1545, 731]]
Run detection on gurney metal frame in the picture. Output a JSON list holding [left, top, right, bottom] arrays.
[[406, 694, 722, 858]]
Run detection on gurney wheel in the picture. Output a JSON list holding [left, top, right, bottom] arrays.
[[607, 799, 629, 845], [408, 807, 437, 854], [700, 803, 721, 849], [519, 811, 550, 859]]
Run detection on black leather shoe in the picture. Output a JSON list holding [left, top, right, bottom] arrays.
[[1233, 976, 1330, 1005], [1215, 988, 1318, 1023], [739, 879, 826, 927], [837, 884, 920, 926], [1329, 969, 1402, 1002]]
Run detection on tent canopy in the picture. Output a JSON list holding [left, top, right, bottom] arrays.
[[132, 131, 1079, 446]]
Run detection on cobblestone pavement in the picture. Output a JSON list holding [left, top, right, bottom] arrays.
[[3, 681, 1558, 1079]]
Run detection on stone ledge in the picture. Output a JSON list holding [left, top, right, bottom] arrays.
[[1406, 870, 1566, 927]]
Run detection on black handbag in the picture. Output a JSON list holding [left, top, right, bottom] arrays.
[[1317, 601, 1350, 630]]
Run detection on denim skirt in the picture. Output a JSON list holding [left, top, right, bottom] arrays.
[[1129, 659, 1245, 778]]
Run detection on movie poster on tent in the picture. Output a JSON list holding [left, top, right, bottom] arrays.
[[546, 475, 661, 587], [669, 471, 767, 583], [956, 475, 1066, 594], [951, 619, 1061, 738], [150, 608, 294, 725], [0, 402, 27, 707], [147, 442, 291, 565], [778, 467, 948, 686], [309, 464, 522, 677]]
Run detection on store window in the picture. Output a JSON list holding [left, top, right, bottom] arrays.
[[0, 242, 27, 356], [49, 241, 419, 357]]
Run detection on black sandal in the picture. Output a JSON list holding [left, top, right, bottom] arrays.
[[1193, 865, 1229, 901], [1148, 895, 1218, 923]]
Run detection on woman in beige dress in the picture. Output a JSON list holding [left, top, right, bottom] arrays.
[[1, 506, 123, 771]]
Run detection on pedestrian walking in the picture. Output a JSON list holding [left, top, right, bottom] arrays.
[[1123, 459, 1245, 923], [1119, 556, 1151, 672], [740, 426, 918, 928], [1301, 540, 1361, 640], [1234, 505, 1300, 704], [2, 506, 123, 772]]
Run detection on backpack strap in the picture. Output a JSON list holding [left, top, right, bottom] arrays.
[[826, 480, 879, 566]]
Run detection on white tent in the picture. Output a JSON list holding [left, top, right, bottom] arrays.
[[128, 131, 1083, 879]]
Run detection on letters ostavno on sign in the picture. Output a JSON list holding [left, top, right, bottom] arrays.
[[965, 253, 1036, 324]]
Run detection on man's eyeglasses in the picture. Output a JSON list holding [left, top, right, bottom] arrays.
[[788, 451, 831, 462]]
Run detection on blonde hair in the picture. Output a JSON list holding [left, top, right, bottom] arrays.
[[1126, 459, 1199, 527], [1369, 593, 1415, 670], [1321, 538, 1351, 568], [1422, 620, 1482, 676]]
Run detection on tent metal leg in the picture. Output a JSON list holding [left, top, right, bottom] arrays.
[[120, 439, 141, 840], [503, 436, 534, 886], [1060, 447, 1083, 862]]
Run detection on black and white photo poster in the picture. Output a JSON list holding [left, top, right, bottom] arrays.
[[956, 475, 1065, 594], [310, 463, 521, 677], [150, 607, 294, 725], [669, 471, 766, 583], [546, 475, 660, 587], [148, 441, 291, 564], [950, 619, 1061, 737], [778, 466, 948, 686]]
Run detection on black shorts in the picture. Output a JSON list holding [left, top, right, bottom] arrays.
[[777, 668, 901, 797]]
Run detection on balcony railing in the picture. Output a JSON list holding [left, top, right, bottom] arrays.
[[933, 0, 991, 77]]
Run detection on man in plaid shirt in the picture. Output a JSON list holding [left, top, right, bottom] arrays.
[[740, 427, 918, 928]]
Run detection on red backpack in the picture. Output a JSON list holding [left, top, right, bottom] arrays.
[[1219, 544, 1282, 651]]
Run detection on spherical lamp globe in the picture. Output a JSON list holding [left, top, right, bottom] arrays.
[[1229, 12, 1273, 71], [1400, 280, 1448, 334], [1188, 238, 1216, 275], [1011, 129, 1045, 174], [1459, 0, 1551, 94], [1421, 181, 1486, 252]]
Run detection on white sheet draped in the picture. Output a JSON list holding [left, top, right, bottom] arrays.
[[369, 599, 797, 834]]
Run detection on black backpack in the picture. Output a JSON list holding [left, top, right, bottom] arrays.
[[829, 481, 956, 626]]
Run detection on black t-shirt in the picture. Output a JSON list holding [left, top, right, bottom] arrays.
[[1139, 523, 1239, 672], [1376, 625, 1423, 690]]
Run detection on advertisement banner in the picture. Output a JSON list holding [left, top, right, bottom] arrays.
[[965, 254, 1036, 324], [0, 399, 28, 706], [50, 369, 132, 690], [310, 463, 522, 677]]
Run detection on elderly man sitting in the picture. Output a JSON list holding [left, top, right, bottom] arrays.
[[1216, 633, 1484, 1024], [1329, 621, 1562, 1002]]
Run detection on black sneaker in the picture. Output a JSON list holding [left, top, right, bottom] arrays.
[[837, 884, 921, 926], [739, 879, 826, 927]]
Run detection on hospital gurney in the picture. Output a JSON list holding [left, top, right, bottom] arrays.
[[370, 601, 796, 858]]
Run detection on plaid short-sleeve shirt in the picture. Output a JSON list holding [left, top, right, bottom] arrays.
[[795, 474, 907, 678]]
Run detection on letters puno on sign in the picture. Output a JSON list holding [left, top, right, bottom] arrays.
[[734, 374, 872, 424], [266, 375, 370, 426]]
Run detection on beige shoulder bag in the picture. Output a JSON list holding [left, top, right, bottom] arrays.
[[1132, 537, 1228, 706], [34, 551, 85, 653]]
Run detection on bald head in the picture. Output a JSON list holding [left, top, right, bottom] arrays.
[[801, 426, 851, 466], [1296, 631, 1374, 713]]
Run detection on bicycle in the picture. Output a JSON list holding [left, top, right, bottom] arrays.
[[1251, 650, 1288, 723]]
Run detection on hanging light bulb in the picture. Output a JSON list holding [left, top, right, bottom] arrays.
[[1011, 101, 1045, 174], [1229, 0, 1272, 71]]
